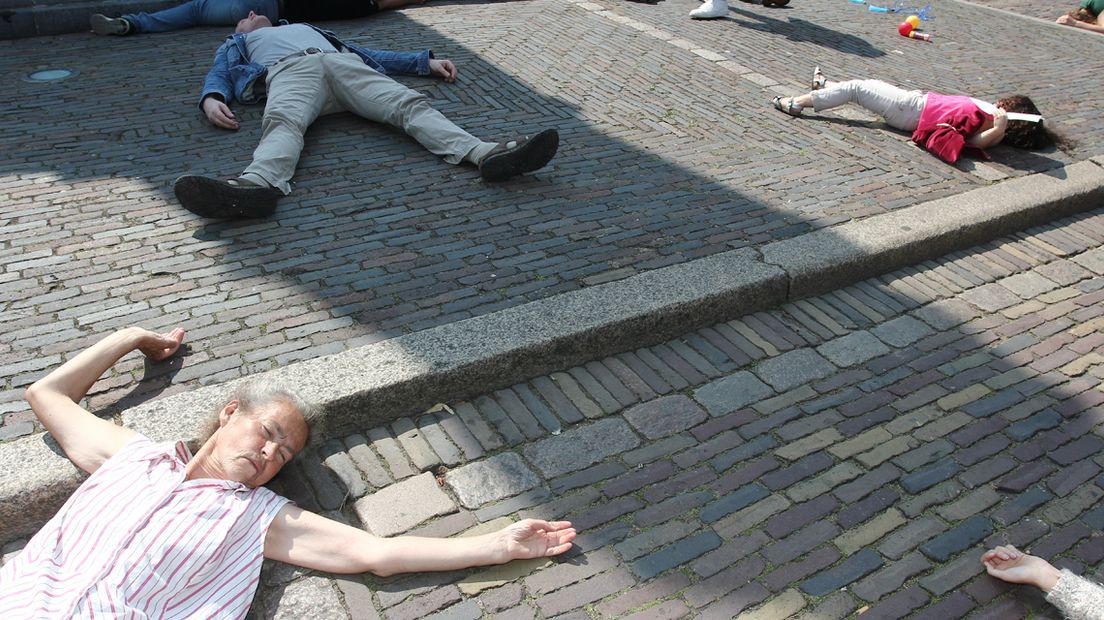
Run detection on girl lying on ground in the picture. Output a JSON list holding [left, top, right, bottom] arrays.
[[771, 67, 1062, 164]]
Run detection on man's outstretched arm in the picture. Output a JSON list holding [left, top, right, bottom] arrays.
[[265, 504, 576, 576], [24, 327, 185, 474]]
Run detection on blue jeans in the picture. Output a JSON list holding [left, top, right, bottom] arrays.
[[124, 0, 279, 33]]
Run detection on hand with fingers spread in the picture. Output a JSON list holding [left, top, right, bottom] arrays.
[[496, 519, 577, 562]]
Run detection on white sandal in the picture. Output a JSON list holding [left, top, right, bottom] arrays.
[[772, 96, 803, 117]]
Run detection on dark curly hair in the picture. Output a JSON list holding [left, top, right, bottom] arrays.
[[1068, 7, 1097, 22], [995, 95, 1061, 150]]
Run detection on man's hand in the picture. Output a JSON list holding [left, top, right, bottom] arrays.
[[203, 95, 240, 130], [495, 519, 576, 561], [981, 545, 1062, 592], [1056, 14, 1074, 25], [429, 58, 457, 83]]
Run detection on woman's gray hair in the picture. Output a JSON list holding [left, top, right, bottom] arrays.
[[198, 379, 319, 445]]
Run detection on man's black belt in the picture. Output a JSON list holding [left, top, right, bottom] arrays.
[[275, 48, 339, 64]]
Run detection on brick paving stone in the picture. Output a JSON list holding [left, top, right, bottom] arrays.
[[900, 457, 962, 494], [918, 549, 987, 596], [630, 530, 722, 580], [838, 488, 901, 530], [417, 414, 464, 467], [698, 582, 770, 620], [800, 548, 882, 596], [911, 591, 977, 619], [1048, 459, 1102, 497], [998, 463, 1055, 492], [550, 372, 605, 420], [937, 486, 1002, 521], [535, 568, 636, 617], [851, 551, 931, 602], [878, 517, 947, 559], [523, 418, 639, 478], [834, 463, 902, 504], [792, 591, 857, 620], [636, 347, 690, 391], [761, 520, 841, 565], [584, 361, 640, 408], [893, 438, 955, 472], [390, 417, 441, 471], [699, 483, 770, 525], [754, 385, 818, 416], [753, 349, 836, 393], [683, 555, 766, 608], [858, 586, 932, 619], [992, 487, 1055, 526], [956, 435, 1013, 467], [763, 545, 841, 593], [445, 452, 540, 509], [765, 495, 839, 539], [320, 439, 369, 499], [623, 395, 707, 440], [1030, 522, 1093, 559], [692, 372, 774, 417], [507, 385, 563, 435], [816, 331, 890, 368], [595, 572, 690, 618], [432, 410, 485, 461], [898, 480, 967, 518], [761, 451, 834, 491], [464, 398, 521, 448], [635, 491, 714, 529], [785, 462, 864, 503], [834, 508, 906, 555], [693, 530, 770, 578], [920, 515, 994, 562], [871, 315, 934, 347], [353, 473, 456, 537], [856, 435, 919, 469]]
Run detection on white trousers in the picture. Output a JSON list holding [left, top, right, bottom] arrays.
[[810, 79, 927, 131], [244, 52, 492, 194]]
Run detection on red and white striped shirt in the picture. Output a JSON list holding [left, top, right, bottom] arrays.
[[0, 435, 290, 619]]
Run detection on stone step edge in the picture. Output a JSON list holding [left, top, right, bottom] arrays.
[[1, 0, 184, 40], [2, 157, 1102, 542]]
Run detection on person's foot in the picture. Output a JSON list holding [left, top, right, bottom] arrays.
[[772, 96, 803, 117], [90, 14, 132, 36], [690, 0, 729, 19], [811, 66, 827, 90], [478, 129, 559, 182], [173, 176, 280, 219]]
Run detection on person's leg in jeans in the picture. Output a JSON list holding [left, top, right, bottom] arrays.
[[774, 77, 925, 131], [240, 55, 332, 194], [114, 0, 275, 34], [322, 53, 494, 166], [809, 79, 925, 130]]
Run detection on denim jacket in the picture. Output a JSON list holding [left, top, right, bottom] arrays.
[[199, 24, 433, 108]]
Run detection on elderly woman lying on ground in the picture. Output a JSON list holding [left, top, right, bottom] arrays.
[[982, 545, 1104, 619], [0, 327, 575, 618]]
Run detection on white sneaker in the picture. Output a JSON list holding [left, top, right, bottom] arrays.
[[690, 0, 729, 19]]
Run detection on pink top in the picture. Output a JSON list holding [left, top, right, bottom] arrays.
[[0, 435, 289, 619], [912, 93, 992, 163]]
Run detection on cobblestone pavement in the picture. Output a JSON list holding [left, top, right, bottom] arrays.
[[2, 0, 1103, 439], [8, 208, 1099, 618]]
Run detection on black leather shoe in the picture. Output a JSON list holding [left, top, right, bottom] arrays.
[[478, 129, 559, 182], [173, 176, 280, 219]]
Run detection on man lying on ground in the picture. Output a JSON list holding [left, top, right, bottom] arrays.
[[90, 0, 423, 37], [0, 327, 575, 618], [175, 12, 559, 218]]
